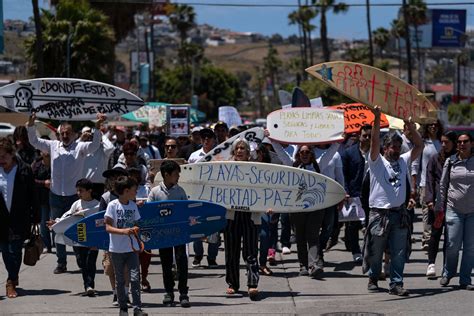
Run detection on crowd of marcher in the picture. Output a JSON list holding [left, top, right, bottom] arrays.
[[0, 107, 473, 316]]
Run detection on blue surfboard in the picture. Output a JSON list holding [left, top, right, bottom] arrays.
[[64, 200, 227, 250]]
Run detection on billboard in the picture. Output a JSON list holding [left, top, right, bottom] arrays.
[[432, 10, 467, 47], [399, 9, 466, 49]]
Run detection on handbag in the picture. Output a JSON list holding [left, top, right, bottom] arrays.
[[23, 224, 44, 266]]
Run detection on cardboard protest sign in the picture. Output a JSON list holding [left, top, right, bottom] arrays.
[[0, 78, 143, 121], [267, 108, 344, 144], [306, 62, 438, 123], [329, 103, 389, 134]]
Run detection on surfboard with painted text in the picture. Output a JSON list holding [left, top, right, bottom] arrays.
[[51, 206, 100, 246], [266, 107, 344, 145], [306, 62, 438, 124], [64, 200, 227, 250], [0, 78, 144, 121], [179, 161, 346, 213], [196, 127, 265, 162]]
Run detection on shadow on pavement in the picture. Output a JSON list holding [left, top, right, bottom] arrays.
[[17, 288, 71, 296]]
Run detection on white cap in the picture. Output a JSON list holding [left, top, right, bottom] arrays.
[[81, 126, 92, 133], [191, 126, 203, 134]]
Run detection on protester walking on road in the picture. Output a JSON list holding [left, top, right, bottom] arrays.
[[0, 137, 39, 298], [363, 106, 423, 296], [437, 133, 474, 290]]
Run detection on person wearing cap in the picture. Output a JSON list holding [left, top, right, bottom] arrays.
[[214, 121, 229, 144], [178, 126, 202, 161], [26, 113, 106, 274], [138, 134, 162, 161], [81, 125, 115, 200], [99, 166, 132, 307], [188, 128, 220, 268]]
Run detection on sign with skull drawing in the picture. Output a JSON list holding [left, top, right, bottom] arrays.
[[0, 78, 144, 121]]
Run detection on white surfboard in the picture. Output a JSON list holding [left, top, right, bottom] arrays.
[[197, 127, 265, 162], [267, 107, 344, 145], [179, 161, 346, 213], [51, 206, 100, 246], [0, 78, 143, 121]]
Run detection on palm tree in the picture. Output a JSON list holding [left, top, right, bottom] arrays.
[[405, 0, 428, 89], [366, 0, 374, 66], [312, 0, 348, 62], [289, 8, 308, 77], [32, 0, 44, 77], [25, 0, 115, 82], [300, 6, 317, 66], [373, 27, 390, 59], [391, 18, 406, 76], [167, 4, 196, 48]]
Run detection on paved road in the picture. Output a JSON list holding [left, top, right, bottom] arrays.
[[1, 212, 473, 315]]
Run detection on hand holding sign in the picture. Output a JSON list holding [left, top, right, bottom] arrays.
[[95, 113, 107, 129]]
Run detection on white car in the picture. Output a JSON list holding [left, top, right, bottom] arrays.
[[0, 122, 16, 138]]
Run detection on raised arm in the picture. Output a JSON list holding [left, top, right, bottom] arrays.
[[406, 119, 424, 163], [370, 106, 381, 162], [26, 112, 53, 153], [78, 114, 107, 155]]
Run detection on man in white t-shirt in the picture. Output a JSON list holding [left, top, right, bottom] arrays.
[[364, 106, 423, 297]]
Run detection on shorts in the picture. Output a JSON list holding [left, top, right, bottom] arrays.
[[102, 251, 115, 276]]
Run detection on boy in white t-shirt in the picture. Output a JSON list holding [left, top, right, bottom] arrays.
[[104, 176, 147, 316]]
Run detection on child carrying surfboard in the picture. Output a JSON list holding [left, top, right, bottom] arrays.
[[104, 176, 148, 316], [147, 160, 191, 308]]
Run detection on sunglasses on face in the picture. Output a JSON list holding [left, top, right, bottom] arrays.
[[165, 144, 177, 149]]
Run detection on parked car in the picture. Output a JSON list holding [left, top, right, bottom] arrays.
[[0, 122, 15, 138]]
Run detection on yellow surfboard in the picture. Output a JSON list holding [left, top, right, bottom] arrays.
[[306, 61, 438, 124]]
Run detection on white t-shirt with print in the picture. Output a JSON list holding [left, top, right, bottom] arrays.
[[368, 152, 411, 209], [104, 199, 141, 253]]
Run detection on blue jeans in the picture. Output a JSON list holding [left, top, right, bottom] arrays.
[[40, 204, 52, 250], [50, 192, 77, 266], [111, 252, 141, 310], [0, 239, 24, 282], [443, 208, 474, 286], [259, 214, 278, 266], [193, 238, 219, 261], [367, 211, 408, 288]]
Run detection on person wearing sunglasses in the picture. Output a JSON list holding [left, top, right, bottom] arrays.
[[436, 133, 474, 290], [164, 137, 179, 159]]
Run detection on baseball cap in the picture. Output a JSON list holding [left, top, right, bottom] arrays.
[[191, 126, 203, 134], [200, 127, 215, 138], [81, 126, 92, 133], [214, 121, 228, 130], [102, 166, 129, 178]]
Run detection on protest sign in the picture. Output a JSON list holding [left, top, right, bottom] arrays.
[[218, 106, 242, 127], [329, 103, 389, 134], [338, 197, 365, 222]]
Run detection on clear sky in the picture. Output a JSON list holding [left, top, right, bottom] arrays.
[[3, 0, 474, 40]]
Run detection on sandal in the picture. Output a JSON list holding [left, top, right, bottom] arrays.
[[248, 288, 259, 301], [259, 266, 273, 276], [226, 287, 236, 296], [6, 281, 17, 298], [141, 279, 151, 292]]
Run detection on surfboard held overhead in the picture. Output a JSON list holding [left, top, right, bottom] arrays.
[[266, 107, 344, 145], [0, 78, 144, 121], [305, 61, 439, 124]]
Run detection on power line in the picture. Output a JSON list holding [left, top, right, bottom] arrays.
[[170, 1, 474, 7]]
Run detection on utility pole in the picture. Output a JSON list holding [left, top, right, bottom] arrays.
[[366, 0, 374, 66], [402, 0, 413, 84]]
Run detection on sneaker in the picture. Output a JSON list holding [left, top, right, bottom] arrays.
[[53, 265, 67, 274], [86, 287, 95, 297], [309, 266, 324, 278], [207, 258, 218, 268], [353, 253, 363, 263], [440, 276, 451, 287], [179, 294, 191, 308], [163, 292, 175, 306], [459, 284, 474, 290], [133, 308, 148, 316], [426, 264, 436, 278], [389, 285, 410, 296], [299, 266, 309, 276], [119, 308, 128, 316], [282, 246, 291, 255], [367, 278, 379, 292], [192, 258, 201, 268], [112, 294, 118, 306], [126, 298, 132, 307]]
